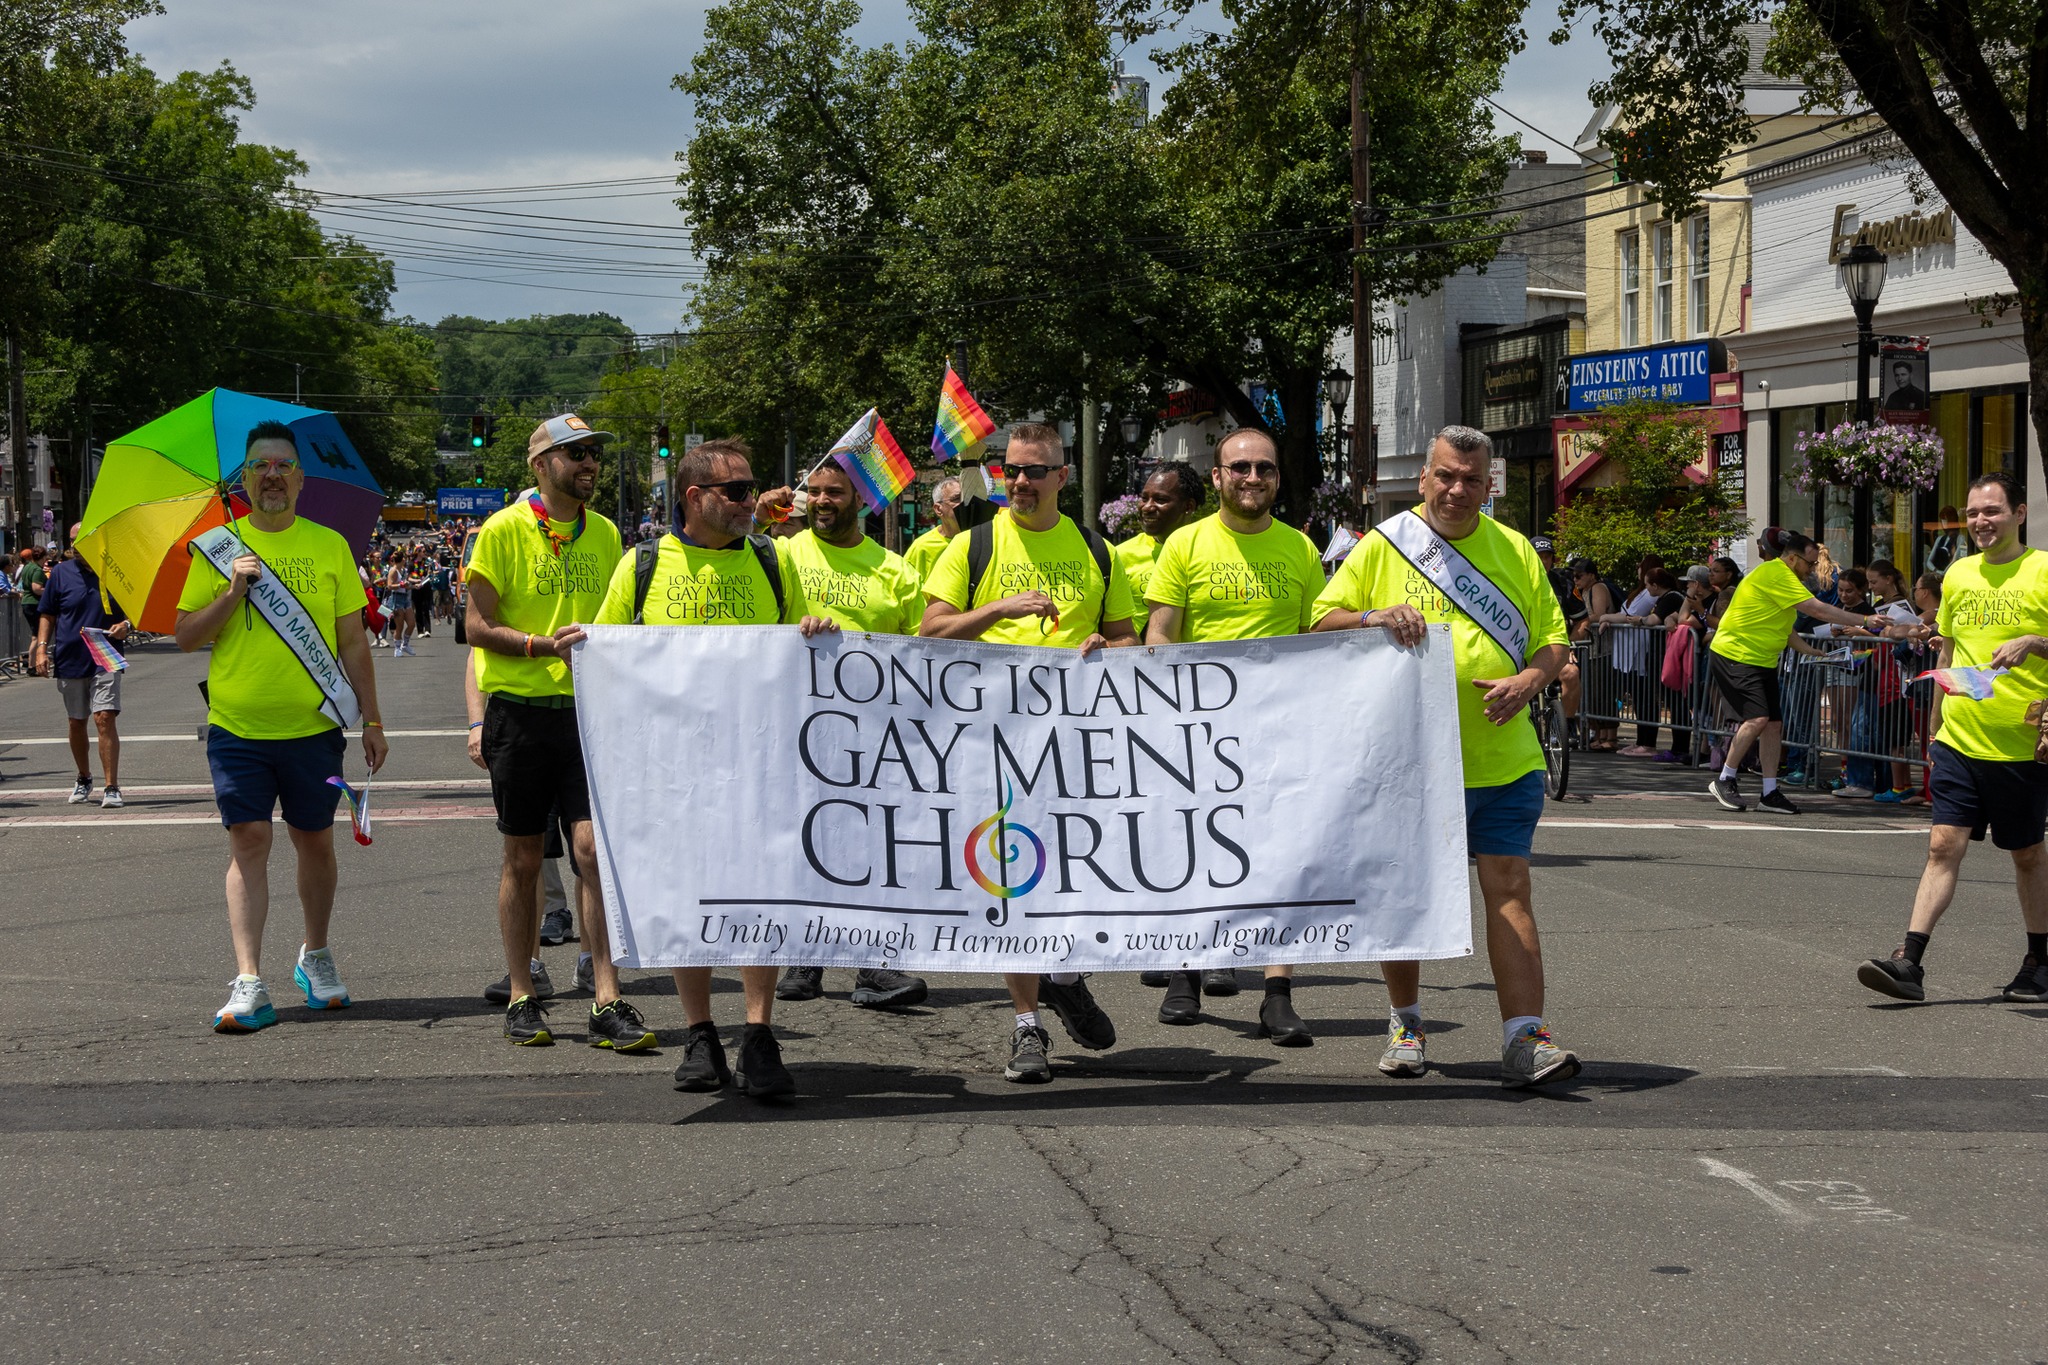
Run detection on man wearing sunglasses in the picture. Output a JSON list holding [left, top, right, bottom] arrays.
[[922, 422, 1138, 1083], [465, 413, 654, 1053], [1142, 431, 1327, 1041], [175, 420, 387, 1034], [594, 436, 839, 1100]]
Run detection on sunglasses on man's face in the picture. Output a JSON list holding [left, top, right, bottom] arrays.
[[1223, 460, 1279, 479], [690, 479, 759, 502], [244, 459, 299, 477], [1002, 463, 1060, 482]]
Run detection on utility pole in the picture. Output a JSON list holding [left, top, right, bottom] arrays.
[[1349, 0, 1376, 525], [1079, 361, 1101, 531], [782, 411, 795, 490]]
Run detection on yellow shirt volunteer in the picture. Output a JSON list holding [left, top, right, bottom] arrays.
[[1708, 558, 1812, 668], [466, 501, 623, 696], [1311, 513, 1567, 789], [1113, 532, 1164, 637], [1146, 515, 1323, 642], [594, 533, 809, 626], [177, 518, 368, 739], [782, 529, 922, 635], [903, 526, 953, 585], [925, 512, 1134, 650], [1934, 547, 2048, 762]]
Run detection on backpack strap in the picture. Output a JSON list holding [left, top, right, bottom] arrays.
[[965, 520, 995, 608], [630, 539, 660, 624], [1075, 524, 1114, 632], [746, 533, 787, 622]]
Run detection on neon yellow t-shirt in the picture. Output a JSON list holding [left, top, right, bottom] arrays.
[[594, 533, 808, 626], [925, 512, 1134, 649], [1113, 533, 1165, 638], [176, 517, 369, 739], [903, 526, 953, 585], [1145, 515, 1324, 642], [1934, 547, 2048, 762], [466, 501, 622, 697], [781, 529, 922, 635], [1708, 557, 1814, 668], [1311, 513, 1568, 789]]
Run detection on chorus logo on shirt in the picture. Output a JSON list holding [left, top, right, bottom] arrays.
[[658, 570, 762, 622], [995, 560, 1092, 604], [797, 565, 872, 611], [1948, 586, 2033, 631], [1400, 567, 1452, 615], [268, 555, 321, 598], [529, 549, 608, 599], [1205, 561, 1299, 602]]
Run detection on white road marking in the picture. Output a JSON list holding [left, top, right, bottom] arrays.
[[0, 805, 495, 829], [1698, 1157, 1817, 1224], [1823, 1066, 1908, 1076], [1, 728, 470, 745], [1541, 818, 1925, 834], [1, 778, 489, 799]]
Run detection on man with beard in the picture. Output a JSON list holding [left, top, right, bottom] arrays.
[[903, 477, 964, 584], [465, 414, 654, 1052], [922, 423, 1139, 1084], [175, 421, 387, 1033], [1114, 461, 1206, 643], [1142, 430, 1327, 1041], [772, 460, 932, 1010], [595, 437, 830, 1100]]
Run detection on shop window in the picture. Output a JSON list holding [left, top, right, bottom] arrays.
[[1981, 392, 2020, 476], [1619, 232, 1640, 346], [1822, 484, 1855, 569], [1773, 406, 1823, 543], [1652, 223, 1674, 342], [1688, 216, 1710, 336], [1924, 393, 1971, 572]]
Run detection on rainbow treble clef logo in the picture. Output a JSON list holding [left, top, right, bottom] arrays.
[[965, 779, 1046, 901]]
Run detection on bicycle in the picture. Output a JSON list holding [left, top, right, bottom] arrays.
[[1530, 676, 1570, 801]]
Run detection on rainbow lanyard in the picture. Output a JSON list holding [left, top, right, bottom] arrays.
[[527, 491, 585, 558]]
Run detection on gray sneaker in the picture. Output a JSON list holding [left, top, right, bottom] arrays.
[[573, 953, 594, 994], [1501, 1022, 1580, 1088], [483, 959, 554, 1005], [1004, 1024, 1053, 1083], [539, 906, 576, 946], [1377, 1015, 1427, 1077]]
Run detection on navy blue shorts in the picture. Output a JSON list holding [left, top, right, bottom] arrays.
[[207, 725, 346, 830], [1465, 770, 1546, 859], [1928, 740, 2048, 850]]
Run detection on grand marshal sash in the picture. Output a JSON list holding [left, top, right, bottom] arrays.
[[1374, 510, 1531, 666], [190, 525, 363, 729]]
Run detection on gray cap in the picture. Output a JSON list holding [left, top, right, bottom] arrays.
[[1683, 564, 1713, 586]]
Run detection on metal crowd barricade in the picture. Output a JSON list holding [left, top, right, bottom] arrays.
[[1568, 623, 1936, 792], [0, 596, 26, 679]]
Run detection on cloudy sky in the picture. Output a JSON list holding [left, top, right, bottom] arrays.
[[127, 0, 1611, 335]]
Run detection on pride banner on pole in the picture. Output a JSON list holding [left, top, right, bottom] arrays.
[[575, 626, 1472, 972]]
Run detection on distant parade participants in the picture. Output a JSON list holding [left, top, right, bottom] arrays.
[[464, 414, 654, 1052], [1859, 471, 2048, 1005], [175, 421, 386, 1033], [921, 422, 1138, 1083], [1311, 425, 1579, 1087], [594, 436, 834, 1100], [1114, 461, 1205, 647], [902, 476, 964, 584], [772, 460, 932, 1010], [1142, 431, 1326, 1041], [34, 523, 130, 808]]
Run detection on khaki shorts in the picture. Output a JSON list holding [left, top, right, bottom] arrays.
[[56, 672, 121, 720]]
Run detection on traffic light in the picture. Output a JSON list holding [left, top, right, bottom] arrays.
[[473, 463, 485, 486], [468, 414, 496, 450], [656, 423, 672, 459]]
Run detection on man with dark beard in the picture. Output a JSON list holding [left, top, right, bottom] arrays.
[[1114, 462, 1206, 641]]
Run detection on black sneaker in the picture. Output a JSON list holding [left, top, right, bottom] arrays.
[[1139, 970, 1173, 987], [1157, 972, 1202, 1025], [505, 995, 553, 1045], [2000, 953, 2048, 1002], [1757, 788, 1802, 815], [672, 1022, 731, 1091], [850, 967, 928, 1009], [1004, 1024, 1053, 1083], [1200, 968, 1241, 997], [587, 998, 656, 1051], [1039, 975, 1116, 1050], [1708, 777, 1747, 811], [1256, 990, 1314, 1047], [1857, 948, 1926, 1001], [775, 965, 824, 1001], [735, 1024, 796, 1101], [484, 961, 554, 1005], [539, 906, 576, 946]]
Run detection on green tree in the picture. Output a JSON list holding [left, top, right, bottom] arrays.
[[1548, 401, 1751, 571]]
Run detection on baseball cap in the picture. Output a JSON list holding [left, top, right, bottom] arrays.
[[527, 413, 615, 459], [1530, 535, 1554, 553], [1683, 564, 1712, 586]]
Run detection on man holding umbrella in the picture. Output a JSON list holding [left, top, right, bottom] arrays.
[[175, 420, 387, 1034]]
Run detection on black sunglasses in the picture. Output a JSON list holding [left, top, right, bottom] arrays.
[[1223, 460, 1279, 478], [688, 479, 759, 502], [1002, 462, 1061, 481]]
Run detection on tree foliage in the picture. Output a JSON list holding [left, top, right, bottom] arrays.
[[1548, 402, 1751, 572]]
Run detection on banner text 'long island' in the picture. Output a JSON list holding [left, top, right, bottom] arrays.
[[576, 625, 1472, 973]]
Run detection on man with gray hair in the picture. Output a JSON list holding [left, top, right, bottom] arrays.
[[903, 477, 964, 584], [1312, 425, 1580, 1086]]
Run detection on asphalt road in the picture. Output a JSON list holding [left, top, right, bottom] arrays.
[[1, 628, 2043, 1364]]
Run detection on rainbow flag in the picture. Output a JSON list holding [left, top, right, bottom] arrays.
[[326, 774, 374, 846], [80, 627, 128, 673], [931, 363, 996, 462], [827, 409, 916, 510], [984, 461, 1008, 507], [1917, 666, 2006, 700]]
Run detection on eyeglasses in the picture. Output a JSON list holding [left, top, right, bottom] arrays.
[[1002, 463, 1061, 481], [243, 459, 299, 476], [688, 479, 759, 502], [550, 445, 602, 463], [1222, 460, 1279, 478]]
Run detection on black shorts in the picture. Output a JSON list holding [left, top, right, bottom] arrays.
[[1710, 655, 1781, 723], [1928, 740, 2048, 850], [480, 694, 591, 837]]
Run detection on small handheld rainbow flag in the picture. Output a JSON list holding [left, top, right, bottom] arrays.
[[984, 461, 1009, 507], [827, 408, 916, 510], [80, 627, 128, 673], [326, 774, 373, 846], [1917, 666, 2007, 700], [931, 362, 996, 462]]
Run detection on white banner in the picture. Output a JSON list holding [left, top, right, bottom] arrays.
[[575, 625, 1472, 973]]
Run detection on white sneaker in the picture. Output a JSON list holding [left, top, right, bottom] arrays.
[[293, 945, 352, 1009], [213, 975, 277, 1032], [1501, 1021, 1580, 1087], [100, 786, 124, 809], [1378, 1015, 1427, 1077], [68, 777, 91, 805], [1831, 785, 1873, 799]]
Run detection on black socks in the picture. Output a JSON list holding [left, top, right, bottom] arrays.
[[1902, 931, 1931, 964], [1264, 976, 1291, 996], [2027, 932, 2046, 962]]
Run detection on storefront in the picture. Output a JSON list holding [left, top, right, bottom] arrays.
[[1741, 132, 2037, 574], [1547, 338, 1742, 512], [1460, 314, 1579, 535]]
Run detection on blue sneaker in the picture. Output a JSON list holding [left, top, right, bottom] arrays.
[[1873, 789, 1906, 804], [213, 976, 277, 1033], [293, 945, 352, 1009]]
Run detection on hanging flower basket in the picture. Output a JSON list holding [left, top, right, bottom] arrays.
[[1791, 420, 1946, 492], [1309, 481, 1356, 525], [1099, 492, 1143, 538]]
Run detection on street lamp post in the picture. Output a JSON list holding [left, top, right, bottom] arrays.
[[1840, 242, 1887, 424], [1324, 366, 1353, 505]]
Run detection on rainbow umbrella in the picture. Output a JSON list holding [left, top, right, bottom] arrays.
[[77, 389, 384, 632]]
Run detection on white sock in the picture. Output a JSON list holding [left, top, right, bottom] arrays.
[[300, 945, 330, 960], [1046, 972, 1081, 985], [579, 952, 592, 969], [1504, 1015, 1543, 1047], [1391, 1003, 1422, 1026], [1015, 1010, 1040, 1031], [1763, 777, 1779, 794], [236, 973, 261, 984], [1719, 764, 1737, 781], [529, 957, 544, 973]]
